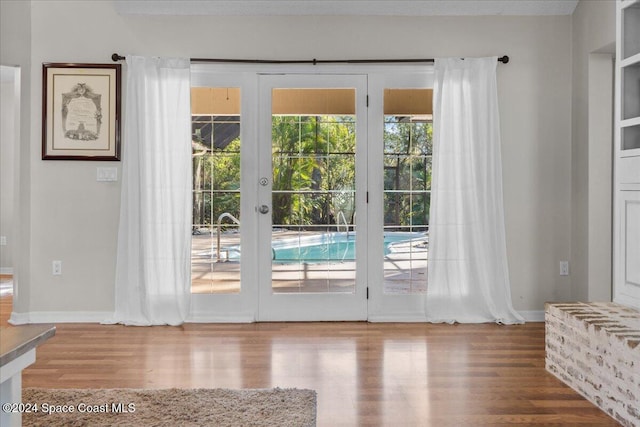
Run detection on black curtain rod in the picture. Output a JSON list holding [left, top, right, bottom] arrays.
[[111, 53, 509, 65]]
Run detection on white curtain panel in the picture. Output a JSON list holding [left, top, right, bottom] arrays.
[[108, 56, 192, 326], [426, 57, 524, 325]]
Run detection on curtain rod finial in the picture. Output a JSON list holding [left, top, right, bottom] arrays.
[[499, 55, 509, 64], [112, 53, 125, 62]]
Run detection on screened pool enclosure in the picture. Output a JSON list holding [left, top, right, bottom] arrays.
[[190, 86, 431, 296]]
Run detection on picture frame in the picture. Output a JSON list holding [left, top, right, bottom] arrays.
[[42, 63, 121, 160]]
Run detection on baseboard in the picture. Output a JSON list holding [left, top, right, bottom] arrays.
[[186, 312, 255, 323], [9, 311, 113, 325], [0, 267, 13, 275], [518, 310, 545, 322], [9, 311, 255, 324], [6, 309, 546, 324], [368, 313, 427, 322], [370, 310, 545, 323]]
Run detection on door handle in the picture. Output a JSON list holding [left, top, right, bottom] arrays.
[[258, 205, 270, 214]]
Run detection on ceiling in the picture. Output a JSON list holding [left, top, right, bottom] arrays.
[[114, 0, 580, 17]]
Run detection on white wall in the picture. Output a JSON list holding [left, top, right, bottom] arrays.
[[571, 0, 616, 302], [13, 0, 574, 316]]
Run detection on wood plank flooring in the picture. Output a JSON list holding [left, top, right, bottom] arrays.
[[0, 292, 619, 426]]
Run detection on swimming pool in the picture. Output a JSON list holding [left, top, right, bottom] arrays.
[[271, 231, 427, 264], [216, 231, 428, 264]]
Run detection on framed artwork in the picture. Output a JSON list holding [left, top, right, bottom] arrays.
[[42, 63, 121, 160]]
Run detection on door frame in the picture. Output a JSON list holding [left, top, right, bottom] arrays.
[[189, 69, 259, 322], [189, 64, 434, 322], [367, 71, 434, 322]]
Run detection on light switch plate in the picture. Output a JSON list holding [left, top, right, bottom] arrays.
[[560, 261, 569, 276], [97, 167, 118, 182]]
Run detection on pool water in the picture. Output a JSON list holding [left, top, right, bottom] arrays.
[[271, 232, 427, 264], [273, 235, 355, 263]]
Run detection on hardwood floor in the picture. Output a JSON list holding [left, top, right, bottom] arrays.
[[0, 293, 619, 426]]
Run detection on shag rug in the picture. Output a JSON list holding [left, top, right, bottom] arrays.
[[22, 387, 316, 427]]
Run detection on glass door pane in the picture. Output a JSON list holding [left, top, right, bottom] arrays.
[[257, 74, 367, 321], [366, 73, 434, 321], [383, 89, 432, 294], [190, 87, 242, 294], [271, 94, 356, 294]]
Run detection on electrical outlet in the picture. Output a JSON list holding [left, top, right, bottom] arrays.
[[560, 261, 569, 276], [52, 260, 62, 276]]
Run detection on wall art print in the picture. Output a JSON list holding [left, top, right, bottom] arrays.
[[42, 63, 121, 160]]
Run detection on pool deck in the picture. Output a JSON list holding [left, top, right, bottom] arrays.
[[191, 230, 427, 294]]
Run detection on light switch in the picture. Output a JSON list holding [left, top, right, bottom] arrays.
[[97, 167, 118, 182]]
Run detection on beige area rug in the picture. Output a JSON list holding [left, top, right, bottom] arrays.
[[22, 387, 316, 427]]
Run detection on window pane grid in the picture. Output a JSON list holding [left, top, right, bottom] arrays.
[[271, 107, 356, 294], [383, 108, 432, 294], [191, 101, 241, 294]]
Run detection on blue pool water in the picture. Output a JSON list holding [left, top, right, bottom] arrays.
[[271, 232, 427, 264], [219, 232, 428, 264]]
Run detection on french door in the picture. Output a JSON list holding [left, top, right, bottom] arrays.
[[189, 66, 433, 322], [257, 74, 368, 321]]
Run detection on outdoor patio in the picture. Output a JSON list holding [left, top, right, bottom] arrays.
[[191, 229, 427, 295]]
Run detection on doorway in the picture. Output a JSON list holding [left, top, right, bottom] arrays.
[[0, 65, 20, 298], [189, 66, 433, 322]]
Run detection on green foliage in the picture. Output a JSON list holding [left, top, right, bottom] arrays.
[[193, 138, 241, 228], [192, 114, 432, 232], [383, 117, 432, 229], [272, 116, 355, 228]]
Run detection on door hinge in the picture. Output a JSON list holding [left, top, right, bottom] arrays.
[[366, 95, 369, 107], [366, 287, 369, 299], [366, 191, 369, 203]]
